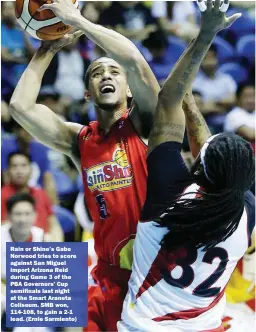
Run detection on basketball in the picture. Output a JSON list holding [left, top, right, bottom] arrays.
[[15, 0, 79, 40]]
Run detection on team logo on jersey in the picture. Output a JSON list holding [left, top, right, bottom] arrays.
[[84, 144, 133, 192]]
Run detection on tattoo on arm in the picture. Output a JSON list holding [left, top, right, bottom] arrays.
[[184, 101, 212, 155], [167, 32, 215, 103], [150, 123, 184, 141]]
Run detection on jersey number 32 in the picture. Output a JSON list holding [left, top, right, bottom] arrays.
[[161, 247, 228, 297]]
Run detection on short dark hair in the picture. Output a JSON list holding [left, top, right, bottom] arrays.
[[8, 152, 32, 166], [236, 83, 255, 99], [7, 193, 35, 214], [84, 56, 113, 89]]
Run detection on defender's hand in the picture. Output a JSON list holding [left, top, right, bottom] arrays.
[[38, 0, 82, 27], [40, 30, 84, 54], [197, 0, 242, 34]]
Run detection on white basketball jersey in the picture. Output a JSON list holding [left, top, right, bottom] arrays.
[[119, 184, 254, 332], [1, 223, 44, 281]]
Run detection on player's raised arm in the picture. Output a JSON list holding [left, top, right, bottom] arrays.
[[9, 32, 83, 163], [38, 0, 160, 127], [183, 92, 212, 158], [148, 0, 241, 154]]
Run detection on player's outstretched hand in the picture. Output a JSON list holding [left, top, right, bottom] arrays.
[[40, 30, 84, 53], [38, 0, 82, 27], [197, 0, 242, 34]]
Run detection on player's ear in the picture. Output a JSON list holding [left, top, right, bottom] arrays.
[[84, 90, 91, 101], [126, 86, 132, 99]]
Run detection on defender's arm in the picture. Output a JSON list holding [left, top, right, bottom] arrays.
[[183, 92, 212, 158], [149, 0, 240, 154]]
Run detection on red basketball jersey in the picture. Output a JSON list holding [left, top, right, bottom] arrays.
[[78, 112, 147, 267]]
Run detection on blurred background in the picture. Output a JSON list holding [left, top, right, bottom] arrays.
[[1, 1, 255, 331]]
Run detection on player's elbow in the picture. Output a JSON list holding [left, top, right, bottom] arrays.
[[9, 100, 25, 116]]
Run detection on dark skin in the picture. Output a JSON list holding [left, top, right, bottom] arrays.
[[149, 0, 241, 159], [183, 92, 212, 158]]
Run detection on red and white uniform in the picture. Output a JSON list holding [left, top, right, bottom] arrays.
[[119, 184, 255, 332], [78, 112, 147, 266], [78, 111, 147, 331]]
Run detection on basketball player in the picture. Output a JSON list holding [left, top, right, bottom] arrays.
[[9, 1, 160, 330], [119, 1, 254, 331]]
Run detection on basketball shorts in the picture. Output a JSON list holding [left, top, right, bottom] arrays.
[[84, 259, 131, 331]]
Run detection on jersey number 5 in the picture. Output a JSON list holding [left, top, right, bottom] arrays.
[[161, 247, 228, 297], [95, 193, 108, 220]]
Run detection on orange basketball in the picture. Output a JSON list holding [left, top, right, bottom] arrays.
[[15, 0, 79, 40]]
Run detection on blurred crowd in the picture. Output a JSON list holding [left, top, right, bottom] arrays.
[[1, 1, 255, 330]]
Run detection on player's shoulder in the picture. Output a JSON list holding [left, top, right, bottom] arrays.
[[65, 122, 85, 135]]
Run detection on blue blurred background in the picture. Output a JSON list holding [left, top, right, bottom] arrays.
[[1, 0, 255, 239]]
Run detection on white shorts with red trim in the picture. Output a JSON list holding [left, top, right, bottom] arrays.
[[118, 296, 226, 332]]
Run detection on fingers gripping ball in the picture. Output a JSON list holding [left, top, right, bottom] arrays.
[[15, 0, 79, 40]]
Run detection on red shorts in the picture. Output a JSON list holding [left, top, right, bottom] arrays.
[[84, 259, 131, 332]]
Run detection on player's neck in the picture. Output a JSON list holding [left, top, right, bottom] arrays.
[[96, 104, 127, 134]]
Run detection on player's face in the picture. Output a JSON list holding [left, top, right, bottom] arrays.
[[9, 202, 35, 237], [238, 86, 255, 113], [88, 58, 129, 111], [8, 155, 32, 187]]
